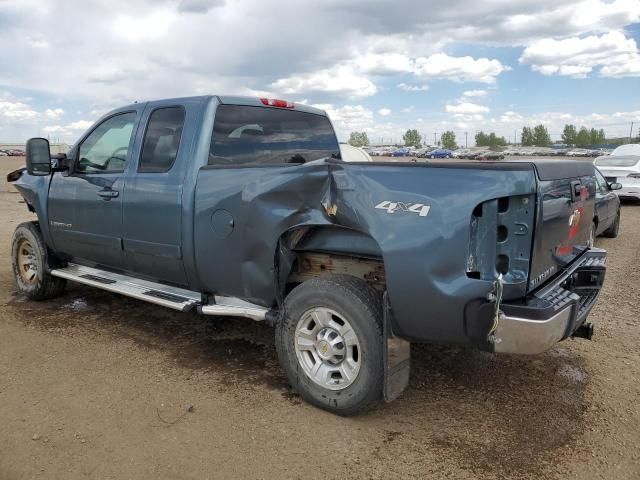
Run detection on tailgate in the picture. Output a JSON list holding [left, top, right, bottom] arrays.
[[528, 161, 596, 291]]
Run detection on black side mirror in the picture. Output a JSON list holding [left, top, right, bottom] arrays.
[[25, 138, 52, 176], [609, 182, 622, 191]]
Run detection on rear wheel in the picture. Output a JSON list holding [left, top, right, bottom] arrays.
[[11, 222, 66, 300], [603, 210, 620, 238], [276, 275, 383, 416]]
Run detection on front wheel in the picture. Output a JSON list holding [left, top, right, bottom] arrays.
[[11, 222, 66, 300], [276, 275, 383, 416]]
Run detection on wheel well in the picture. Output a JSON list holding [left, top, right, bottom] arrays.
[[276, 226, 386, 297], [287, 251, 385, 293]]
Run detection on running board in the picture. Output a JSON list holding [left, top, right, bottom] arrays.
[[198, 298, 268, 321], [51, 263, 201, 311], [50, 263, 270, 320]]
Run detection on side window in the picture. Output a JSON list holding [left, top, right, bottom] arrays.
[[594, 171, 608, 193], [139, 107, 185, 173], [77, 112, 136, 173]]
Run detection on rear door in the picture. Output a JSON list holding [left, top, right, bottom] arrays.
[[121, 103, 189, 285], [48, 110, 140, 269]]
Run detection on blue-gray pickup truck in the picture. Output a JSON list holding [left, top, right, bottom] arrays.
[[9, 95, 606, 415]]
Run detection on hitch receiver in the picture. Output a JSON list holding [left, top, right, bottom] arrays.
[[572, 322, 594, 340]]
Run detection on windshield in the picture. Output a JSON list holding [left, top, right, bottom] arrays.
[[611, 144, 640, 156], [595, 156, 640, 167], [209, 105, 340, 165]]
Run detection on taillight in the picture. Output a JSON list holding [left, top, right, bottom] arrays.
[[260, 98, 295, 108], [628, 173, 640, 178]]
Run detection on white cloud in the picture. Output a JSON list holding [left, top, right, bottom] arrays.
[[112, 10, 176, 41], [445, 102, 490, 114], [0, 100, 38, 121], [378, 108, 391, 116], [519, 31, 640, 78], [355, 52, 414, 75], [44, 108, 64, 119], [397, 83, 430, 92], [401, 106, 414, 113], [463, 89, 487, 97], [43, 120, 93, 137], [499, 111, 524, 123], [313, 104, 374, 139], [414, 53, 509, 83], [271, 65, 377, 98]]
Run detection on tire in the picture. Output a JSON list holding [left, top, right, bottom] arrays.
[[11, 222, 66, 300], [276, 275, 383, 416], [603, 210, 620, 238]]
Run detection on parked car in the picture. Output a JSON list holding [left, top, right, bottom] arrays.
[[8, 95, 607, 416], [594, 151, 640, 201], [339, 143, 373, 162], [0, 151, 8, 156], [592, 167, 622, 242], [428, 149, 452, 158], [567, 149, 591, 157], [466, 150, 490, 160], [452, 149, 471, 158], [482, 151, 505, 160], [610, 144, 640, 157], [391, 147, 410, 157]]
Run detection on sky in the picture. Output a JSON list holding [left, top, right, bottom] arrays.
[[0, 0, 639, 146]]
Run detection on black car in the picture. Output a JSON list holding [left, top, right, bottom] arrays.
[[592, 167, 622, 243]]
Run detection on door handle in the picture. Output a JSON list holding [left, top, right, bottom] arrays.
[[97, 189, 119, 199]]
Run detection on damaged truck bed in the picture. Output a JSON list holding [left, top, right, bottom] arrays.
[[9, 95, 606, 415]]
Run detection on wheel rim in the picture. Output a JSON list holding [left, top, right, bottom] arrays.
[[294, 307, 361, 391], [17, 239, 39, 285]]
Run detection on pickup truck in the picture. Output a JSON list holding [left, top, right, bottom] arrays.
[[9, 95, 606, 415]]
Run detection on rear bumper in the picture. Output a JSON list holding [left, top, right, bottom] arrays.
[[491, 248, 606, 354]]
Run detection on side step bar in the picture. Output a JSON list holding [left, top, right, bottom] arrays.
[[50, 263, 269, 320]]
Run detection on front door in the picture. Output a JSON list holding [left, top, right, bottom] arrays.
[[48, 111, 139, 269]]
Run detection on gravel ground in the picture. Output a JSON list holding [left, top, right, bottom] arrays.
[[0, 157, 638, 479]]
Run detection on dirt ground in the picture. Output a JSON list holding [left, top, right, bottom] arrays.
[[1, 156, 638, 480]]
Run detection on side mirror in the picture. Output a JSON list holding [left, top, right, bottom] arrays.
[[25, 138, 52, 176], [609, 182, 622, 191]]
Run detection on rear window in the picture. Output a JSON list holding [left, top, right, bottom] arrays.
[[208, 105, 339, 166], [595, 156, 640, 167]]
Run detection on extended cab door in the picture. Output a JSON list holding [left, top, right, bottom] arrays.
[[48, 110, 140, 269], [121, 103, 189, 285]]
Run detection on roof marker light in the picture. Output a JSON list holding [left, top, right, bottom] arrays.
[[260, 98, 295, 108]]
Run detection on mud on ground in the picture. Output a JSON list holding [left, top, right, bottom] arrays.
[[1, 157, 638, 479]]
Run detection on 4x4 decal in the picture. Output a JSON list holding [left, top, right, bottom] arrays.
[[375, 200, 431, 217]]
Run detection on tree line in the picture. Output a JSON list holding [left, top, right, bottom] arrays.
[[348, 129, 458, 149], [349, 123, 615, 150]]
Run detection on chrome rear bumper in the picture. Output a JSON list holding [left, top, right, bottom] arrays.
[[491, 248, 606, 354]]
